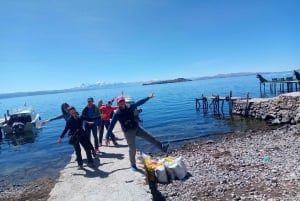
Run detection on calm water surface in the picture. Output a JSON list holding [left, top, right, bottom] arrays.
[[0, 73, 291, 184]]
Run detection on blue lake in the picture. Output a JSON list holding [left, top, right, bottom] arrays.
[[0, 73, 293, 183]]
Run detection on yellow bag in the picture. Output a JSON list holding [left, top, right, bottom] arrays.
[[144, 158, 163, 182]]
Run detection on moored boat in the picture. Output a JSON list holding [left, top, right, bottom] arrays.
[[1, 107, 41, 134]]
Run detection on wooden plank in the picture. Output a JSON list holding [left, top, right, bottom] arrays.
[[208, 96, 243, 101]]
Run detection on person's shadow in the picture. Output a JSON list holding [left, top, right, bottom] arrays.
[[72, 152, 127, 178]]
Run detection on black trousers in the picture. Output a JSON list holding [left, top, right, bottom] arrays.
[[73, 134, 93, 166]]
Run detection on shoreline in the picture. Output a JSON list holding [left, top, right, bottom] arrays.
[[153, 124, 300, 200], [0, 124, 283, 201], [2, 92, 300, 200]]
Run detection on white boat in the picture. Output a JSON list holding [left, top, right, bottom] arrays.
[[124, 96, 135, 104], [1, 107, 41, 134]]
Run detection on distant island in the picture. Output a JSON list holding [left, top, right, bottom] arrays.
[[0, 70, 298, 99], [142, 78, 192, 86]]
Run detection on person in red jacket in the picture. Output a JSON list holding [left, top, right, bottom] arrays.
[[99, 100, 118, 146]]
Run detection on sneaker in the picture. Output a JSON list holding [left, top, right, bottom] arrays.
[[162, 143, 169, 153], [113, 141, 119, 146], [131, 165, 138, 171], [96, 149, 101, 154], [78, 165, 83, 169]]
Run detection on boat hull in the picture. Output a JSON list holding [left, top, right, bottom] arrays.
[[2, 122, 36, 134], [1, 107, 40, 134]]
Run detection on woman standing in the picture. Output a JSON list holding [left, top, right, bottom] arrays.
[[57, 106, 98, 168]]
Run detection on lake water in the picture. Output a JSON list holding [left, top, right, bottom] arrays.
[[0, 73, 293, 184]]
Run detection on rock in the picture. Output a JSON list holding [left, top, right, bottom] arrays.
[[153, 123, 300, 200]]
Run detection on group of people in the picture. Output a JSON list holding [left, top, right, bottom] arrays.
[[44, 92, 169, 170]]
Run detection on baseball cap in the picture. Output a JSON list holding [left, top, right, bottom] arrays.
[[117, 96, 125, 103]]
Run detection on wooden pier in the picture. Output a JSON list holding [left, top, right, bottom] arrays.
[[195, 91, 250, 115], [195, 71, 300, 115], [257, 70, 300, 96]]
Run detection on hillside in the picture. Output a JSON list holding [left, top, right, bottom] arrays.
[[142, 78, 192, 85]]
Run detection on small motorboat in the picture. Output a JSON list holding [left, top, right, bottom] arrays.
[[1, 107, 41, 134]]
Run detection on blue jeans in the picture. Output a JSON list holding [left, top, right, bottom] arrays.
[[85, 124, 99, 150], [99, 120, 116, 144]]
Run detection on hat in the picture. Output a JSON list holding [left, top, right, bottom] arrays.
[[117, 96, 125, 103]]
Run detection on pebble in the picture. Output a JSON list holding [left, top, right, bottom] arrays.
[[152, 124, 300, 200]]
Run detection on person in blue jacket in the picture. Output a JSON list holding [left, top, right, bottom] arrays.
[[105, 92, 169, 171], [82, 97, 101, 153]]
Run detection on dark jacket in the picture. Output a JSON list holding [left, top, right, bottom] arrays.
[[60, 116, 85, 139], [60, 114, 100, 139], [105, 97, 149, 139], [81, 104, 101, 126]]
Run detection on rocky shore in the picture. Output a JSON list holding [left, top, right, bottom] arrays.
[[153, 124, 300, 200], [152, 92, 300, 200], [2, 92, 300, 201], [233, 92, 300, 125]]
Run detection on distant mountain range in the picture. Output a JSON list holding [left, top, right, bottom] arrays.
[[0, 70, 298, 99], [0, 82, 140, 99]]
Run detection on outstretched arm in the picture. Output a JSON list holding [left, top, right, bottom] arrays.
[[105, 113, 118, 140], [49, 114, 64, 121], [57, 122, 69, 143], [132, 92, 155, 108], [40, 114, 63, 126]]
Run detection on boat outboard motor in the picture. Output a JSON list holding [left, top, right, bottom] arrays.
[[12, 122, 25, 134]]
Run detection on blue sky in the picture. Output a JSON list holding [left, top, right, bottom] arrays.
[[0, 0, 299, 93]]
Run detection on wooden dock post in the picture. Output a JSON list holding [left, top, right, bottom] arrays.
[[257, 72, 300, 96], [195, 94, 208, 113], [195, 91, 250, 116], [243, 92, 250, 116], [228, 90, 233, 115], [211, 95, 220, 115], [195, 98, 201, 111], [203, 95, 208, 113]]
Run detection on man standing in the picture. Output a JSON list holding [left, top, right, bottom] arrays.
[[82, 97, 101, 153], [105, 92, 169, 171]]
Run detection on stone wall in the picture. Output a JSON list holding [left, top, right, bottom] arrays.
[[232, 92, 300, 125]]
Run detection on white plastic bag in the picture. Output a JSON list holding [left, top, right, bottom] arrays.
[[163, 157, 176, 180], [173, 156, 187, 180], [163, 156, 187, 180], [155, 165, 168, 183]]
